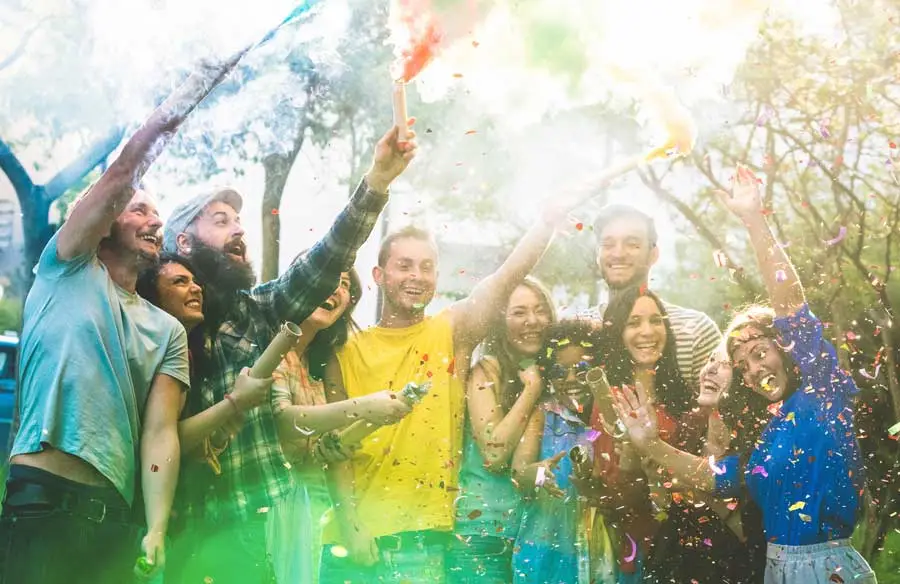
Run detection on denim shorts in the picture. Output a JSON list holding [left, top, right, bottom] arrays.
[[320, 530, 450, 584], [445, 534, 513, 584], [764, 539, 876, 584]]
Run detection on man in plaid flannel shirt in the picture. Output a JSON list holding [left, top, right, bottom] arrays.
[[161, 122, 418, 583]]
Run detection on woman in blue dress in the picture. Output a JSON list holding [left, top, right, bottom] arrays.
[[611, 164, 876, 583]]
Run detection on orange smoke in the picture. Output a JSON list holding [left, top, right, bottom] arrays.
[[389, 0, 445, 82]]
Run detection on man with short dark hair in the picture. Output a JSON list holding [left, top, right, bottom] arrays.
[[319, 196, 579, 584], [591, 203, 721, 387], [0, 56, 241, 583], [161, 123, 418, 584]]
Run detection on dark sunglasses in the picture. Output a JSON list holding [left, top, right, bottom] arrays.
[[547, 360, 592, 382]]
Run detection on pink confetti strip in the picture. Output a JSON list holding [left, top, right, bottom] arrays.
[[535, 466, 547, 487], [858, 365, 881, 380], [775, 269, 787, 282], [624, 533, 637, 563], [708, 455, 726, 476], [824, 226, 847, 246], [585, 429, 601, 443], [751, 465, 768, 478]]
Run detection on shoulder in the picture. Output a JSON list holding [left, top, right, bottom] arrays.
[[663, 301, 719, 335]]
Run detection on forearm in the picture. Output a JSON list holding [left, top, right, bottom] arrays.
[[177, 400, 239, 456], [276, 399, 368, 437], [455, 220, 554, 342], [642, 438, 715, 492], [267, 178, 388, 323], [326, 460, 362, 534], [477, 385, 543, 468], [141, 425, 181, 536], [740, 213, 805, 315]]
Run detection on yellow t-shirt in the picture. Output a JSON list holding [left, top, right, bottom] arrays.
[[324, 310, 465, 541]]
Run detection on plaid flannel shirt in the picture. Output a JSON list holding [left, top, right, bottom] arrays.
[[194, 178, 387, 523]]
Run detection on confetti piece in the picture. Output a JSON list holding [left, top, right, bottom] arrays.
[[708, 455, 726, 475], [799, 513, 812, 522], [703, 538, 712, 547], [330, 545, 349, 558], [775, 269, 787, 282], [829, 574, 845, 584], [585, 429, 601, 442], [712, 250, 728, 268], [751, 465, 768, 478], [788, 501, 806, 511], [256, 507, 270, 514], [785, 412, 796, 425], [467, 510, 482, 520], [575, 222, 584, 231], [464, 130, 477, 135], [535, 466, 547, 487], [204, 577, 214, 584], [824, 226, 847, 246], [888, 421, 900, 437], [859, 365, 881, 380], [271, 209, 279, 215], [150, 464, 159, 473], [624, 534, 637, 563]]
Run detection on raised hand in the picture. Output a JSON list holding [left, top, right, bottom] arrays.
[[365, 119, 419, 194], [716, 163, 763, 220], [516, 450, 567, 498], [611, 382, 659, 450]]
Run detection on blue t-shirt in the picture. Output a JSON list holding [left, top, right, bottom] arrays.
[[715, 304, 863, 545], [454, 421, 523, 539], [11, 233, 190, 504]]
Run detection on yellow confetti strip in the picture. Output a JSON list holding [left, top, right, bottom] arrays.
[[788, 501, 806, 511]]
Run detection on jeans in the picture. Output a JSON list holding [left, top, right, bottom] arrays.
[[320, 530, 449, 584], [445, 535, 513, 584], [166, 514, 276, 584], [0, 465, 141, 584]]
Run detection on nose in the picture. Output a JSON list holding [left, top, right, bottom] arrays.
[[232, 223, 245, 239], [190, 281, 202, 298], [148, 214, 163, 231]]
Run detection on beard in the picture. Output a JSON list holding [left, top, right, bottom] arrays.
[[100, 222, 159, 270], [183, 236, 256, 325]]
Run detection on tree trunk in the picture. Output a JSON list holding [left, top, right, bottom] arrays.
[[260, 153, 293, 282]]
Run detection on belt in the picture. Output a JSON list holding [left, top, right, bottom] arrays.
[[376, 530, 451, 552], [4, 481, 133, 525]]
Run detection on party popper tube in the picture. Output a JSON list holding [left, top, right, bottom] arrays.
[[338, 381, 430, 445], [249, 322, 302, 379], [392, 81, 410, 141]]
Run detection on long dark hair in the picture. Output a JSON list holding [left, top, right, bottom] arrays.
[[136, 254, 213, 388], [305, 267, 362, 380], [481, 277, 557, 413], [598, 287, 692, 417]]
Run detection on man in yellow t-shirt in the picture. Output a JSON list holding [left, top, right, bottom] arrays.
[[320, 217, 565, 584]]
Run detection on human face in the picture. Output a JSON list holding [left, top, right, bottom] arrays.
[[697, 345, 733, 407], [110, 190, 163, 263], [548, 345, 594, 411], [185, 201, 247, 265], [156, 261, 204, 331], [731, 326, 789, 401], [622, 296, 667, 367], [304, 272, 353, 332], [596, 216, 659, 290], [505, 285, 552, 357], [374, 237, 438, 316]]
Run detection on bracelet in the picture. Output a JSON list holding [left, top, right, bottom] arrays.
[[224, 393, 241, 415]]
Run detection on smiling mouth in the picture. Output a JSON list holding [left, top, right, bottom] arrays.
[[319, 299, 336, 311], [139, 234, 160, 246], [224, 241, 245, 258], [185, 299, 201, 309], [759, 374, 776, 392]]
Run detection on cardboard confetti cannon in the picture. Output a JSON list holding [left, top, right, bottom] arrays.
[[250, 322, 303, 379], [338, 381, 431, 446], [392, 81, 410, 141]]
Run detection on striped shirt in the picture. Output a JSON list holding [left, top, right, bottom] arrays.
[[189, 178, 387, 523], [587, 300, 722, 389]]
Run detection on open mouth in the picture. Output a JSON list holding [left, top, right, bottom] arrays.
[[185, 299, 201, 310], [700, 382, 720, 395], [519, 332, 542, 343], [319, 299, 336, 311], [634, 342, 660, 352], [758, 374, 776, 392], [139, 234, 160, 246], [224, 240, 246, 259]]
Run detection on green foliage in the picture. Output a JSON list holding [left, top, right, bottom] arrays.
[[0, 298, 22, 333]]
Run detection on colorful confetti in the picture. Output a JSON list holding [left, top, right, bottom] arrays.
[[751, 465, 768, 478], [708, 455, 726, 475], [824, 226, 847, 246], [624, 533, 637, 563]]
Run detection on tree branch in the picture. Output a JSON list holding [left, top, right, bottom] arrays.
[[0, 137, 33, 194]]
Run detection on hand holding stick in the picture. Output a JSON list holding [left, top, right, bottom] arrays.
[[250, 322, 303, 379], [337, 382, 430, 446]]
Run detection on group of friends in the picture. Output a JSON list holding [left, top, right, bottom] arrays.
[[0, 53, 880, 584]]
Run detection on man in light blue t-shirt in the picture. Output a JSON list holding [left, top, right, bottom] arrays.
[[0, 54, 244, 584]]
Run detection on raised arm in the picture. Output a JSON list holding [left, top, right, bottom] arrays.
[[59, 53, 244, 261], [253, 124, 417, 325], [716, 164, 805, 317], [468, 359, 544, 472], [449, 219, 555, 347]]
